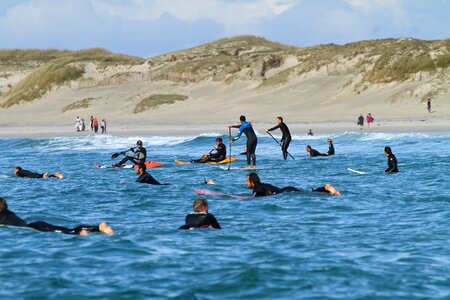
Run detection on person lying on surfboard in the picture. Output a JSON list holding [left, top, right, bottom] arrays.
[[0, 197, 114, 235], [191, 138, 227, 163], [14, 166, 64, 179], [114, 140, 147, 167], [306, 145, 328, 157], [179, 199, 221, 230], [246, 173, 340, 197], [136, 163, 166, 185]]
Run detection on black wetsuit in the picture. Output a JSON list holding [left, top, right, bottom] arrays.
[[179, 212, 221, 229], [233, 122, 257, 166], [117, 146, 147, 166], [327, 143, 335, 155], [252, 183, 301, 197], [309, 149, 327, 157], [192, 143, 227, 163], [268, 123, 292, 160], [357, 116, 364, 126], [136, 172, 163, 185], [15, 169, 57, 178], [0, 209, 99, 235], [385, 154, 399, 173]]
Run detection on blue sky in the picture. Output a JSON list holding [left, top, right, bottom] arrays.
[[0, 0, 449, 58]]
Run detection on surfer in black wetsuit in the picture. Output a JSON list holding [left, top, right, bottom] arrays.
[[192, 138, 227, 163], [246, 173, 340, 197], [136, 163, 165, 185], [229, 115, 257, 169], [327, 138, 335, 155], [266, 116, 292, 160], [14, 167, 64, 179], [115, 140, 147, 167], [0, 197, 114, 235], [384, 146, 399, 173], [306, 145, 327, 157], [179, 199, 221, 229]]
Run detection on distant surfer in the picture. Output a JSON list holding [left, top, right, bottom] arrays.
[[14, 167, 64, 179], [136, 163, 165, 185], [357, 114, 364, 130], [229, 115, 257, 169], [0, 197, 114, 235], [179, 199, 221, 230], [427, 99, 431, 113], [306, 145, 327, 157], [191, 138, 226, 163], [327, 138, 335, 155], [384, 146, 399, 173], [266, 116, 292, 160], [246, 173, 340, 197], [307, 129, 314, 136], [115, 140, 147, 167]]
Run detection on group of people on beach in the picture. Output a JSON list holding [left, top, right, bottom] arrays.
[[357, 113, 374, 130], [75, 116, 107, 133], [2, 114, 400, 233]]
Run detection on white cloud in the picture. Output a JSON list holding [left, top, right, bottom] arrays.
[[89, 0, 299, 31]]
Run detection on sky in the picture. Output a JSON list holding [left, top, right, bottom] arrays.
[[0, 0, 449, 58]]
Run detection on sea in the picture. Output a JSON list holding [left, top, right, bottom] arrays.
[[0, 131, 449, 299]]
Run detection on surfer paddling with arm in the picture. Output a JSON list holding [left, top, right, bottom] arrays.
[[179, 199, 221, 230], [246, 173, 340, 197], [0, 197, 114, 235], [306, 145, 327, 157], [14, 167, 64, 179], [229, 115, 257, 169]]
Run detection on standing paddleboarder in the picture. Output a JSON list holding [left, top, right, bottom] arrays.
[[266, 116, 292, 160], [229, 115, 257, 169]]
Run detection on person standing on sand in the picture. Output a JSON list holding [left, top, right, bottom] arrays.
[[366, 113, 374, 128], [307, 129, 314, 136], [427, 99, 431, 113], [90, 116, 94, 131], [101, 119, 106, 134], [357, 115, 364, 130], [93, 118, 99, 133]]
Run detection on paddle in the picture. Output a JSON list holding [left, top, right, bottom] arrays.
[[111, 147, 135, 159], [228, 127, 232, 170], [266, 131, 295, 160]]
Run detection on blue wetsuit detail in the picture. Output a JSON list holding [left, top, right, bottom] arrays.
[[232, 122, 257, 166]]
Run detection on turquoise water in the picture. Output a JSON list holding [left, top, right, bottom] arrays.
[[1, 132, 449, 299]]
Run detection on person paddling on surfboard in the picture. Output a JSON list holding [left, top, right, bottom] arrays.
[[136, 163, 165, 185], [306, 145, 327, 157], [266, 116, 292, 160], [179, 199, 221, 230], [114, 140, 147, 167], [14, 166, 64, 179], [246, 173, 340, 197], [191, 138, 227, 163], [0, 197, 114, 235], [229, 115, 257, 169], [384, 146, 399, 173]]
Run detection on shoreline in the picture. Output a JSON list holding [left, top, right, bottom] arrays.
[[0, 120, 448, 138]]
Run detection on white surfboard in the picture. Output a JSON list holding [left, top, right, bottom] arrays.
[[347, 168, 368, 175]]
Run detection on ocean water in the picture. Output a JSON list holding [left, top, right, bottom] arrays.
[[0, 131, 449, 299]]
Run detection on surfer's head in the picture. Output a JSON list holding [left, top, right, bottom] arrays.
[[246, 172, 260, 189], [384, 146, 392, 156], [240, 115, 246, 122], [0, 197, 7, 213], [136, 140, 143, 146], [193, 199, 208, 212]]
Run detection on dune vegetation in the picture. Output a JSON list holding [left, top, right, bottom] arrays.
[[133, 94, 188, 114], [0, 48, 143, 108]]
